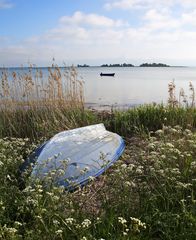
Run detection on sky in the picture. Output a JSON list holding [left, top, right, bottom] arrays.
[[1, 0, 196, 66]]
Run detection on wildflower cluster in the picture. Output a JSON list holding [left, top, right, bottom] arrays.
[[117, 216, 146, 237], [0, 124, 196, 239], [102, 125, 196, 239]]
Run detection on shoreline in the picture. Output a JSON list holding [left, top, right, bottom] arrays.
[[85, 102, 141, 111]]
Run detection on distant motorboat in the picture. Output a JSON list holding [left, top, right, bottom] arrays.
[[100, 72, 115, 77]]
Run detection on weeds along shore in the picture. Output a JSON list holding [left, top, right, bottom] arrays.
[[1, 66, 196, 139], [0, 67, 196, 239], [2, 102, 196, 140]]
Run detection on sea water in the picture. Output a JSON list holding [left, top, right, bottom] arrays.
[[78, 67, 196, 109], [5, 66, 196, 110]]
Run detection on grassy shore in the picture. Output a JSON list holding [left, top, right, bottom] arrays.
[[0, 67, 196, 239], [1, 104, 196, 140]]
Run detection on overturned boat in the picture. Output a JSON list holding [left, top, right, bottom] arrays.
[[22, 124, 125, 190]]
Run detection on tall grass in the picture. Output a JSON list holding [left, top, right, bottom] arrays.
[[0, 64, 84, 109], [1, 67, 196, 139], [107, 104, 196, 138], [168, 80, 196, 108], [106, 81, 196, 137], [0, 65, 88, 139], [0, 69, 196, 239]]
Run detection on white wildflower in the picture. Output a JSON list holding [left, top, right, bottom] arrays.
[[53, 220, 60, 226], [81, 237, 87, 240], [65, 218, 75, 225], [46, 191, 54, 196], [55, 229, 63, 235], [84, 166, 89, 172], [37, 189, 43, 193], [124, 181, 136, 188], [3, 226, 17, 234], [121, 163, 127, 169], [147, 143, 155, 150], [136, 167, 143, 174], [53, 196, 60, 201], [155, 129, 164, 135], [165, 143, 174, 148], [7, 174, 11, 181], [88, 176, 95, 181], [118, 217, 127, 225], [57, 169, 65, 175], [81, 219, 91, 228], [127, 164, 135, 171], [14, 221, 22, 227]]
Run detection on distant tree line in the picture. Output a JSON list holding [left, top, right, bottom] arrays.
[[77, 64, 90, 67], [101, 63, 134, 67], [101, 63, 170, 67], [139, 63, 170, 67], [76, 63, 171, 67]]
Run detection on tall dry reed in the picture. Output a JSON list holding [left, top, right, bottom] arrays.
[[168, 80, 196, 108], [0, 64, 84, 110], [0, 65, 85, 139]]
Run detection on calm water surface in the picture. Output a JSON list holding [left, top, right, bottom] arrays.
[[6, 67, 196, 109], [78, 67, 196, 109]]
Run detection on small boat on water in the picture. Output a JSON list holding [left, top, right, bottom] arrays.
[[100, 72, 115, 77]]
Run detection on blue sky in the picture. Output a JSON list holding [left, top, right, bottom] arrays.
[[1, 0, 196, 66]]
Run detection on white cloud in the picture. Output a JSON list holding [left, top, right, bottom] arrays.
[[2, 9, 196, 66], [59, 11, 128, 28], [143, 9, 181, 31], [104, 0, 174, 10], [0, 0, 13, 9], [39, 12, 128, 44], [0, 12, 129, 66], [180, 0, 196, 8], [45, 27, 89, 42], [182, 10, 196, 25], [105, 0, 136, 10], [104, 0, 196, 10], [143, 8, 196, 31]]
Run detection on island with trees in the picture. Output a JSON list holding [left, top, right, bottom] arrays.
[[139, 63, 170, 67], [101, 63, 134, 67], [75, 62, 172, 67], [77, 64, 90, 67]]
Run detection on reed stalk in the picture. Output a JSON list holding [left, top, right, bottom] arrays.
[[0, 65, 85, 139]]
